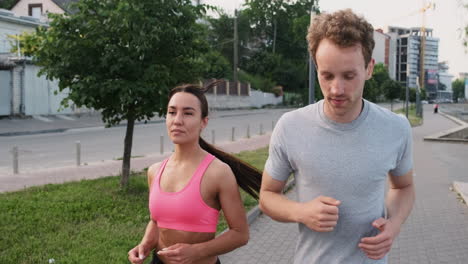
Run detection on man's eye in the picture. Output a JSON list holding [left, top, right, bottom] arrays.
[[168, 111, 175, 115], [185, 112, 193, 116], [345, 75, 355, 80]]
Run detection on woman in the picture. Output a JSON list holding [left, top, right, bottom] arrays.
[[128, 82, 262, 264]]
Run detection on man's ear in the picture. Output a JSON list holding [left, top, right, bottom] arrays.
[[366, 58, 375, 80]]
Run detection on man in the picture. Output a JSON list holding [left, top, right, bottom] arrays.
[[259, 9, 415, 264]]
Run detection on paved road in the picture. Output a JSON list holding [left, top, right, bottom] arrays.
[[0, 109, 288, 175], [220, 104, 468, 263]]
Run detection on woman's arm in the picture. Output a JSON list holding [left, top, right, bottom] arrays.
[[128, 220, 159, 263], [128, 163, 161, 264]]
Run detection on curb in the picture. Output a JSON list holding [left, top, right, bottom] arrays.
[[423, 111, 468, 143], [0, 119, 165, 137], [439, 111, 468, 126], [453, 181, 468, 206]]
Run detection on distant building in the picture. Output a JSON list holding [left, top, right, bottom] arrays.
[[373, 29, 396, 79], [437, 62, 453, 102], [9, 0, 78, 22], [458, 72, 468, 81], [465, 79, 468, 101], [386, 26, 439, 100], [0, 9, 77, 117], [0, 8, 46, 54]]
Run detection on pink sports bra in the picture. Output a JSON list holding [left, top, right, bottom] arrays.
[[149, 154, 220, 233]]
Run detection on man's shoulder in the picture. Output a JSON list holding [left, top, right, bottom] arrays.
[[279, 103, 318, 124], [367, 101, 410, 130]]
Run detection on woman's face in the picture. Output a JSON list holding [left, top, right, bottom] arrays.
[[166, 92, 208, 145]]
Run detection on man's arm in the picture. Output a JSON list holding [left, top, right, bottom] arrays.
[[386, 169, 415, 228], [259, 171, 340, 232], [359, 169, 415, 260]]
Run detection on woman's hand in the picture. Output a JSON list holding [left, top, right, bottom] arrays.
[[157, 243, 201, 264], [128, 243, 152, 264]]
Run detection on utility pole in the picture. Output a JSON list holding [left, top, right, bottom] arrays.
[[418, 1, 435, 117], [233, 9, 239, 86], [308, 3, 316, 105], [273, 19, 277, 54]]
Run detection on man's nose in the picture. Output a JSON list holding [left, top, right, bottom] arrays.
[[330, 78, 345, 96]]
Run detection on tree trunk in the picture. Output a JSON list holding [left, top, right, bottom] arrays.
[[120, 109, 135, 188], [390, 100, 393, 112]]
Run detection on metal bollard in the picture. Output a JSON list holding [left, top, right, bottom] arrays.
[[231, 127, 235, 142], [247, 124, 250, 138], [260, 124, 264, 135], [272, 120, 275, 130], [12, 146, 18, 174], [160, 136, 164, 154], [211, 130, 216, 145], [76, 141, 81, 166]]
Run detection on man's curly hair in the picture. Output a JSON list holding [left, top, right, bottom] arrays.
[[307, 9, 375, 68]]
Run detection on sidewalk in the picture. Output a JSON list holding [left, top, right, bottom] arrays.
[[0, 133, 271, 193], [220, 105, 468, 264], [0, 112, 165, 137]]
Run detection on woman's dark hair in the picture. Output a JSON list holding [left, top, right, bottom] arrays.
[[168, 81, 262, 199]]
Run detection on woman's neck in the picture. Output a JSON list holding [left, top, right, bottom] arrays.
[[171, 141, 206, 163]]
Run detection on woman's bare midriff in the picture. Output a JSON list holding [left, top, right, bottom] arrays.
[[156, 228, 218, 264]]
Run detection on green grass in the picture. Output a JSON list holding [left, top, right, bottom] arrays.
[[0, 147, 269, 264], [394, 105, 423, 127]]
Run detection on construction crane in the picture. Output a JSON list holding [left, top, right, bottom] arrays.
[[418, 1, 436, 92]]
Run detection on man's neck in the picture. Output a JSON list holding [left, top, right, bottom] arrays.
[[323, 99, 364, 123]]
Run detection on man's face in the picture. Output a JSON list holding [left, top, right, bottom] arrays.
[[315, 38, 374, 123]]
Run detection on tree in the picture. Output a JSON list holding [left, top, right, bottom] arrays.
[[34, 0, 208, 187], [200, 50, 232, 79], [382, 79, 402, 111], [0, 0, 16, 9], [241, 0, 315, 97], [8, 32, 43, 56], [364, 63, 390, 102], [452, 78, 465, 102]]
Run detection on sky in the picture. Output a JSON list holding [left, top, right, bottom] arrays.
[[202, 0, 468, 79]]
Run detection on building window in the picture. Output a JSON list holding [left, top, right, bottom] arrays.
[[28, 4, 43, 19]]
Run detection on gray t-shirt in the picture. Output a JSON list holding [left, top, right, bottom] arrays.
[[265, 99, 413, 264]]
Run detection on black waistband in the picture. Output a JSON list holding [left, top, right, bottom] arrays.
[[151, 251, 221, 264]]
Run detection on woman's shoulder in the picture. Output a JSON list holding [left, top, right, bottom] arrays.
[[205, 157, 235, 182], [147, 161, 164, 186]]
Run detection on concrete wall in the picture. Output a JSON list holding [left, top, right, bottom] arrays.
[[387, 32, 397, 80], [249, 89, 283, 108], [23, 64, 73, 115], [11, 65, 22, 114], [373, 31, 387, 65], [206, 89, 282, 109]]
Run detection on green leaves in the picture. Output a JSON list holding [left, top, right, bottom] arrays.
[[35, 0, 207, 126]]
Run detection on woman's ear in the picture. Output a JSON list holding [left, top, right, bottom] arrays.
[[201, 117, 209, 130]]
